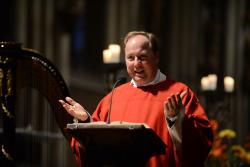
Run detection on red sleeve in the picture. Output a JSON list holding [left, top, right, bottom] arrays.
[[181, 89, 214, 167], [91, 96, 110, 122], [71, 137, 86, 167]]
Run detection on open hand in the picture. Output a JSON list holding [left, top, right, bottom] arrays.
[[59, 97, 89, 121], [164, 91, 187, 118]]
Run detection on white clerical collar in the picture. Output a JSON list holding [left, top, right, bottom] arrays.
[[131, 69, 166, 87]]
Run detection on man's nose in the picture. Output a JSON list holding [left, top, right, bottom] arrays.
[[134, 57, 142, 66]]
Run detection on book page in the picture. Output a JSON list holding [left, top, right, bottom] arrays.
[[67, 121, 150, 129]]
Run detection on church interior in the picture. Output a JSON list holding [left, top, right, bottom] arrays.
[[1, 0, 250, 166]]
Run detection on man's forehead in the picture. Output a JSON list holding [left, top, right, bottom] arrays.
[[126, 35, 150, 49]]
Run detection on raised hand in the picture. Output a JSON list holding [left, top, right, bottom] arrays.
[[164, 91, 187, 119], [59, 97, 89, 122]]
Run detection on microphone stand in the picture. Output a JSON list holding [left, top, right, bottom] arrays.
[[106, 77, 126, 124]]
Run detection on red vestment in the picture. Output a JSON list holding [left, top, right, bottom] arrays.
[[71, 79, 213, 167]]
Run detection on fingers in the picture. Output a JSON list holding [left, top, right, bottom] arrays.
[[165, 94, 177, 118], [65, 96, 77, 106], [58, 97, 76, 113], [59, 97, 89, 121], [58, 99, 65, 105], [167, 95, 177, 111], [58, 97, 73, 106], [164, 91, 187, 118], [59, 97, 77, 109], [180, 91, 187, 99], [58, 99, 68, 109], [174, 90, 187, 105]]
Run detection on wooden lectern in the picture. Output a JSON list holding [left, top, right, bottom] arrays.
[[66, 122, 167, 167]]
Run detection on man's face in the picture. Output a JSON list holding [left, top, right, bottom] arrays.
[[125, 35, 159, 85]]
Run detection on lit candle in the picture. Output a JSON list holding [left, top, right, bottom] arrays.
[[201, 74, 217, 91], [108, 44, 120, 63], [103, 49, 112, 63], [224, 76, 234, 92], [201, 76, 209, 91], [207, 74, 217, 91]]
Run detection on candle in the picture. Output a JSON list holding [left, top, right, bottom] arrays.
[[201, 76, 209, 91], [103, 49, 113, 63], [201, 74, 217, 91], [108, 44, 120, 63], [224, 76, 234, 92], [102, 44, 121, 64], [207, 74, 217, 91]]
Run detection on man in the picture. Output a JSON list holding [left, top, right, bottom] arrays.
[[59, 31, 213, 167]]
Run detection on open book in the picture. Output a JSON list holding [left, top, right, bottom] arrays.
[[66, 121, 150, 130]]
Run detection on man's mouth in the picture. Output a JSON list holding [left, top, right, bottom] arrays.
[[134, 69, 144, 74], [134, 69, 145, 77]]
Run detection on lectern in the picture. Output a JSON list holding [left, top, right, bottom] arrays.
[[66, 122, 167, 167]]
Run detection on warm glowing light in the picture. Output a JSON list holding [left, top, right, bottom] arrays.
[[224, 76, 234, 92], [102, 44, 120, 64], [103, 49, 112, 63], [201, 74, 217, 91]]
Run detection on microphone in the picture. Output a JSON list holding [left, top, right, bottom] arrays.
[[106, 77, 127, 124]]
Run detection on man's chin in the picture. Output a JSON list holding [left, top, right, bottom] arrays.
[[134, 79, 147, 85]]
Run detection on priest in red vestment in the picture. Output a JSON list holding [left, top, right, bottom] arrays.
[[59, 31, 213, 167]]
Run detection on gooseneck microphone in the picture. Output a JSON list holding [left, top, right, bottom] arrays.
[[106, 77, 127, 124]]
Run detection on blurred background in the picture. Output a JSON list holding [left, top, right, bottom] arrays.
[[0, 0, 250, 166]]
